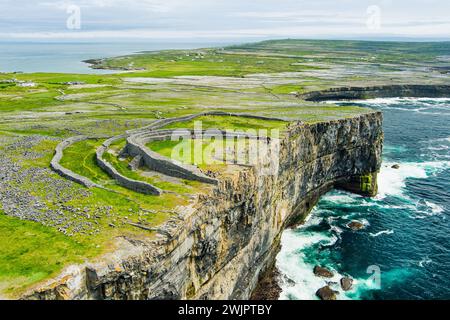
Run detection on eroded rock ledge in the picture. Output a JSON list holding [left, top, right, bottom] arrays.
[[25, 112, 383, 300], [300, 84, 450, 102]]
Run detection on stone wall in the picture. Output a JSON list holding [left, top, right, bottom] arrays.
[[50, 136, 102, 189], [52, 112, 284, 193], [127, 111, 287, 134], [27, 112, 383, 300], [125, 132, 218, 185], [125, 129, 265, 185], [95, 135, 162, 196]]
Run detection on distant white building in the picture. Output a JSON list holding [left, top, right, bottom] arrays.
[[18, 81, 36, 87], [64, 81, 86, 85]]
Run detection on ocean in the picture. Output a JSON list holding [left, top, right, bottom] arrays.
[[2, 41, 448, 300], [277, 98, 450, 300], [0, 41, 234, 74]]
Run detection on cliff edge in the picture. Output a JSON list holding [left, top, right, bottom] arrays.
[[25, 112, 383, 300]]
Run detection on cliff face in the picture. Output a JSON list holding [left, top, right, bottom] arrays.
[[300, 85, 450, 102], [25, 112, 383, 300]]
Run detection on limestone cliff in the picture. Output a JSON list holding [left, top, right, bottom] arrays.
[[25, 112, 383, 300], [300, 85, 450, 102]]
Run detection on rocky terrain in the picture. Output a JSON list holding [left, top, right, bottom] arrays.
[[300, 84, 450, 101], [24, 112, 383, 300], [0, 39, 449, 299]]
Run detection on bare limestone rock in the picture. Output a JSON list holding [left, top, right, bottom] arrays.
[[24, 112, 383, 300], [347, 221, 365, 231], [313, 266, 334, 278], [316, 286, 338, 300], [340, 277, 354, 291]]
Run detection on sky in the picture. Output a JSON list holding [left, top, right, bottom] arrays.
[[0, 0, 449, 41]]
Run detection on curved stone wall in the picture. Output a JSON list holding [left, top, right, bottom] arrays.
[[53, 111, 287, 195], [122, 111, 286, 185], [31, 112, 384, 300], [95, 135, 162, 196], [126, 129, 267, 185], [51, 136, 103, 189], [127, 111, 287, 134]]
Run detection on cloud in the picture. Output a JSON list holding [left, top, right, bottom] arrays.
[[2, 22, 450, 40], [38, 0, 181, 12], [0, 0, 449, 40]]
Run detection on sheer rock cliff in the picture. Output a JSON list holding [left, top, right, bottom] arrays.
[[25, 112, 383, 300]]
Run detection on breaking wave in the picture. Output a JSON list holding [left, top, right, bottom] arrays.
[[277, 97, 450, 300]]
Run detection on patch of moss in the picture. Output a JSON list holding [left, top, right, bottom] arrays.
[[360, 172, 378, 197]]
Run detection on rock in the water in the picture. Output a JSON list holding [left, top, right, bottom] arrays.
[[340, 277, 353, 291], [391, 164, 400, 169], [283, 275, 296, 287], [347, 221, 365, 231], [316, 286, 338, 300], [313, 266, 334, 278]]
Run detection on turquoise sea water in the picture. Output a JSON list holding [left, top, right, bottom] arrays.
[[277, 98, 450, 300], [0, 41, 233, 74]]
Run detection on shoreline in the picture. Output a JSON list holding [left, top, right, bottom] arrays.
[[251, 266, 283, 300]]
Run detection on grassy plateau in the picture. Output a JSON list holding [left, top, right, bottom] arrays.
[[0, 39, 449, 297]]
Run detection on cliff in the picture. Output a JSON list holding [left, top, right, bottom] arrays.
[[25, 112, 383, 300], [300, 85, 450, 102]]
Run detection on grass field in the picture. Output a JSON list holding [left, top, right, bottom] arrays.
[[1, 39, 449, 296], [0, 212, 99, 296]]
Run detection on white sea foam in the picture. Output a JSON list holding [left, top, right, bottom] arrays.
[[420, 161, 450, 176], [277, 218, 383, 301], [277, 230, 338, 300], [369, 229, 394, 237], [428, 145, 449, 151], [355, 97, 450, 105], [377, 160, 450, 200], [323, 193, 358, 204], [377, 162, 427, 199], [277, 228, 379, 300], [425, 201, 444, 214], [336, 97, 450, 116], [323, 192, 378, 209], [415, 200, 445, 218], [330, 225, 343, 235], [428, 136, 450, 144], [418, 257, 433, 268]]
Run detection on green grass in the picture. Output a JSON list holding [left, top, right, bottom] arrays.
[[95, 49, 322, 78], [2, 38, 448, 295], [0, 212, 98, 297], [59, 139, 194, 211], [147, 138, 226, 170], [0, 90, 63, 113], [163, 115, 288, 132], [147, 137, 258, 171], [60, 139, 113, 184], [102, 143, 204, 194]]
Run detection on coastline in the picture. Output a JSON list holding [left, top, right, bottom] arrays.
[[254, 88, 450, 301], [1, 39, 450, 299]]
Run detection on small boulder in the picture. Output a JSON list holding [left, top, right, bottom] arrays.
[[316, 286, 338, 300], [283, 275, 296, 287], [347, 221, 365, 231], [313, 266, 334, 278], [340, 277, 353, 291], [391, 164, 400, 169]]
